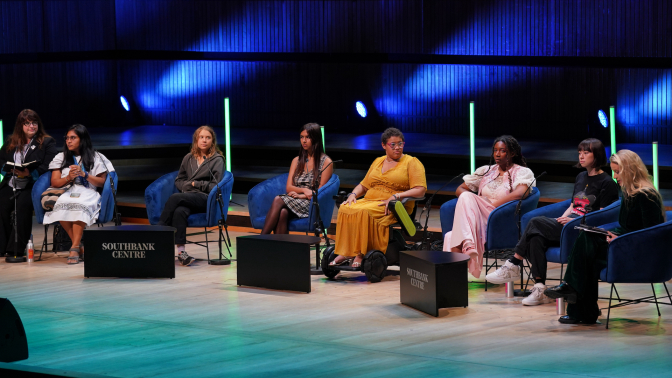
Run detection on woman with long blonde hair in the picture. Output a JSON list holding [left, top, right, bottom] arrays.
[[546, 149, 665, 324], [158, 126, 224, 266]]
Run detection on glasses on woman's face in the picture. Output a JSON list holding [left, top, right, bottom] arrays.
[[64, 136, 78, 141], [23, 122, 38, 128], [387, 142, 405, 149]]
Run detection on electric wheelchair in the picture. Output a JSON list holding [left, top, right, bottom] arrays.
[[321, 192, 427, 283]]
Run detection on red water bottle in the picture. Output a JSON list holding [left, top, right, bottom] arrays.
[[27, 234, 34, 263]]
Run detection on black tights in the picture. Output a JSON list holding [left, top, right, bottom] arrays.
[[261, 196, 295, 234]]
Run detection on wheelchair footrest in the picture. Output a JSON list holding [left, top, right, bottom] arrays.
[[330, 265, 363, 272]]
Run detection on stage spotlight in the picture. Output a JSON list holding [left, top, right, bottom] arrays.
[[355, 101, 367, 118], [597, 109, 608, 128], [120, 96, 130, 112]]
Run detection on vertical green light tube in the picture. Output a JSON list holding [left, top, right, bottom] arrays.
[[609, 106, 616, 155], [224, 98, 232, 200], [469, 101, 475, 174], [653, 141, 659, 190], [320, 126, 325, 153], [609, 106, 616, 179]]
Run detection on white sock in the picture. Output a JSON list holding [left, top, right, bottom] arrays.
[[176, 245, 186, 254]]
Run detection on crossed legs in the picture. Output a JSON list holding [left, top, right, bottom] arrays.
[[261, 196, 293, 235], [59, 220, 86, 262]]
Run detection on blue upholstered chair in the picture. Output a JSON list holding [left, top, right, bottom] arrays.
[[145, 170, 234, 260], [247, 173, 340, 233], [31, 171, 119, 257], [439, 187, 540, 289], [520, 199, 621, 279], [598, 210, 672, 329]]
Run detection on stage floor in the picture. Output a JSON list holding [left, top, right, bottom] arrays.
[[1, 221, 671, 377]]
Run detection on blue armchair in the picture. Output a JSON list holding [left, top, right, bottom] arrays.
[[520, 199, 621, 279], [145, 170, 234, 260], [247, 173, 340, 233], [599, 211, 672, 329], [439, 187, 540, 288], [31, 171, 119, 257]]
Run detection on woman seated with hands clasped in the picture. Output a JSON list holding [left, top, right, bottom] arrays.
[[485, 138, 619, 306], [158, 126, 224, 266], [330, 127, 427, 268], [260, 123, 332, 235], [545, 150, 665, 324], [443, 135, 535, 278], [43, 124, 114, 264]]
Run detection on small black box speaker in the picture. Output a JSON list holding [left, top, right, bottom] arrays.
[[0, 298, 29, 362]]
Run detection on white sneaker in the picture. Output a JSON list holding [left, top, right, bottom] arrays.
[[484, 261, 521, 284], [522, 283, 551, 306]]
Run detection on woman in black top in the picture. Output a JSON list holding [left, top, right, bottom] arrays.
[[546, 150, 666, 324], [485, 138, 619, 306], [0, 109, 58, 261]]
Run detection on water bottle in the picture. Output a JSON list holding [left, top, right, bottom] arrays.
[[27, 235, 34, 263]]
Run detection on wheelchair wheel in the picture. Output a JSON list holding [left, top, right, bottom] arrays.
[[321, 246, 339, 279], [362, 250, 388, 283]]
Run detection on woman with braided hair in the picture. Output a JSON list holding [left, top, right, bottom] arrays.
[[442, 135, 535, 278]]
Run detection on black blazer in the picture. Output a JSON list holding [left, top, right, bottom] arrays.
[[0, 136, 58, 190]]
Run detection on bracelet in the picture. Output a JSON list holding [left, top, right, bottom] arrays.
[[393, 194, 399, 201], [84, 171, 89, 180], [347, 192, 357, 197]]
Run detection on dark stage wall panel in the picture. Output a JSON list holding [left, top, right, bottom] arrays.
[[0, 61, 118, 129], [0, 0, 116, 54], [114, 0, 671, 57], [119, 59, 671, 143]]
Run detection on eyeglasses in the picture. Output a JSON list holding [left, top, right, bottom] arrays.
[[64, 136, 78, 141], [23, 122, 38, 127], [387, 142, 405, 149]]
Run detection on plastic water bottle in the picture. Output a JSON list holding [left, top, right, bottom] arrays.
[[27, 235, 34, 263]]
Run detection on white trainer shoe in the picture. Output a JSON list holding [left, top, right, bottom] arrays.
[[484, 260, 521, 284], [522, 283, 551, 306]]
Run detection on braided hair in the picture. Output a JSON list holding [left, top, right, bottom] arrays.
[[477, 135, 527, 193]]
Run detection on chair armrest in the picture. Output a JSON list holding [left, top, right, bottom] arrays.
[[31, 172, 53, 224], [556, 200, 621, 264], [521, 199, 571, 232], [605, 220, 672, 283], [439, 198, 458, 235], [597, 222, 620, 231], [247, 173, 289, 229], [486, 187, 540, 251], [144, 171, 179, 225], [308, 174, 340, 229], [206, 171, 234, 226]]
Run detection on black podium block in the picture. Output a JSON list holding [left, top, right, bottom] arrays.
[[400, 250, 470, 316], [237, 234, 321, 293], [84, 225, 175, 278]]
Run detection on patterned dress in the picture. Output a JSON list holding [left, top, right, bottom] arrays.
[[442, 164, 535, 278], [279, 154, 329, 218]]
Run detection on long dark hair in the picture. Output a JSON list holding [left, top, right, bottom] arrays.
[[7, 109, 50, 152], [61, 124, 95, 172], [575, 138, 608, 169], [294, 123, 324, 186], [478, 135, 527, 193], [190, 125, 223, 158]]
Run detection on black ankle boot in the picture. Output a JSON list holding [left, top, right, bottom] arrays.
[[544, 282, 578, 304]]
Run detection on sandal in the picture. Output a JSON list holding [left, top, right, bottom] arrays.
[[352, 254, 364, 268], [329, 255, 353, 266], [67, 246, 80, 265]]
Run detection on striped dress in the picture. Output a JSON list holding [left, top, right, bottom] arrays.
[[279, 154, 328, 218]]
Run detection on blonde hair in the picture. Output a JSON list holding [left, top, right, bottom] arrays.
[[610, 150, 665, 217], [190, 125, 223, 158]]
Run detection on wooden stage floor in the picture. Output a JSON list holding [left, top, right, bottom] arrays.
[[1, 221, 671, 377]]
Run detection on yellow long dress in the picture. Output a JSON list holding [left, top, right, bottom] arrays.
[[335, 154, 427, 257]]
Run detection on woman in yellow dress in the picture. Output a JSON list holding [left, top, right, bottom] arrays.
[[330, 128, 427, 268]]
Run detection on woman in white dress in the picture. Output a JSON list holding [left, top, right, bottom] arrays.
[[43, 124, 114, 264]]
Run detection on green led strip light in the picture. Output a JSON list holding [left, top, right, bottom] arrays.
[[321, 126, 325, 153], [653, 141, 659, 190]]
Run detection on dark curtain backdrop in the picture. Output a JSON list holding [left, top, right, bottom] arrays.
[[0, 0, 670, 143]]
